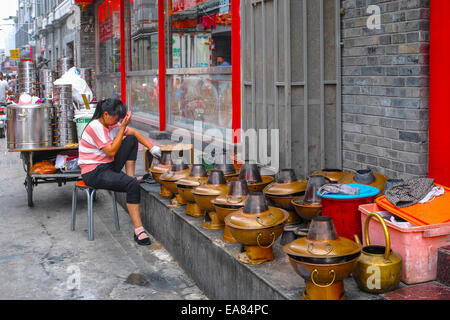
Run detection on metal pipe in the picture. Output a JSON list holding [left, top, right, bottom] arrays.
[[303, 0, 308, 176]]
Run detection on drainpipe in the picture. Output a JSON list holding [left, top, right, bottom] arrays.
[[231, 0, 241, 143], [429, 0, 450, 185], [120, 0, 127, 103]]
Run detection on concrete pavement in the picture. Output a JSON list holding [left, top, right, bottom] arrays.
[[0, 137, 207, 300]]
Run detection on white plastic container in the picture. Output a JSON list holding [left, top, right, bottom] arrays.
[[74, 107, 95, 141]]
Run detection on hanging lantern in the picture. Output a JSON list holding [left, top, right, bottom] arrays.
[[75, 0, 95, 12]]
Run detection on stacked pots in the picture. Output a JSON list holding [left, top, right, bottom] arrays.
[[238, 162, 274, 192], [192, 170, 229, 229], [283, 216, 362, 300], [225, 192, 289, 264], [150, 149, 173, 197], [160, 163, 191, 206], [213, 180, 249, 242], [18, 60, 38, 96], [263, 169, 307, 225], [53, 84, 76, 146], [177, 164, 208, 217]]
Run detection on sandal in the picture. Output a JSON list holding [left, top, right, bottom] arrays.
[[134, 231, 151, 246], [137, 173, 156, 184]]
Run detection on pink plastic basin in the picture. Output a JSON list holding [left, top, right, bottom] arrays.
[[359, 203, 450, 284]]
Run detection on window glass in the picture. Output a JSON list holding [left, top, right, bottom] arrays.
[[98, 0, 121, 74], [129, 0, 159, 71], [169, 73, 232, 130], [168, 0, 232, 68], [128, 75, 159, 116]]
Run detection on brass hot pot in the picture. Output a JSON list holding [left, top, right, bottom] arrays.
[[338, 169, 388, 194], [309, 169, 352, 184], [291, 175, 329, 222], [213, 180, 249, 242], [160, 163, 191, 206], [212, 163, 240, 182], [283, 216, 362, 300], [238, 162, 274, 192], [149, 149, 173, 198], [263, 169, 307, 225], [192, 169, 229, 229], [176, 164, 208, 217], [225, 192, 289, 264]]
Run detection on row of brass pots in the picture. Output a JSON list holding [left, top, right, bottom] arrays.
[[152, 156, 401, 299]]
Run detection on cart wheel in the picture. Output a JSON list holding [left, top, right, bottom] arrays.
[[25, 175, 34, 207]]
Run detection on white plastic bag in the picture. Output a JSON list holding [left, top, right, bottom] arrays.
[[54, 67, 93, 105]]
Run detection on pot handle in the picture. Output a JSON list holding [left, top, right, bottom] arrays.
[[311, 269, 336, 288], [257, 232, 275, 248], [364, 212, 391, 261]]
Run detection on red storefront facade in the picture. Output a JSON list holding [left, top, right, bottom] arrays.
[[93, 0, 241, 141]]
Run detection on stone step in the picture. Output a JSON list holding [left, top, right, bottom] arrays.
[[113, 184, 383, 300]]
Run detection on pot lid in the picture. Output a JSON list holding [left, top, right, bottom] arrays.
[[263, 180, 307, 196], [226, 206, 289, 230], [283, 217, 361, 258], [213, 195, 247, 207], [9, 103, 51, 109], [309, 169, 352, 183], [318, 184, 379, 199], [150, 163, 172, 174], [160, 168, 190, 182], [177, 176, 207, 188], [192, 183, 229, 196]]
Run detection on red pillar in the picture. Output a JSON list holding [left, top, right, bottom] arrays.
[[231, 0, 241, 143], [429, 0, 450, 185], [158, 0, 166, 131], [119, 0, 127, 103]]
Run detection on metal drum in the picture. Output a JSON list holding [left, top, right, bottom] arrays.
[[7, 103, 53, 149], [18, 61, 38, 96]]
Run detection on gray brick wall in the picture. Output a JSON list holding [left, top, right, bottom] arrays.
[[341, 0, 429, 180]]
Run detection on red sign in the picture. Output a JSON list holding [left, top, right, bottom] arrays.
[[98, 0, 120, 23], [171, 0, 210, 14], [98, 0, 120, 43]]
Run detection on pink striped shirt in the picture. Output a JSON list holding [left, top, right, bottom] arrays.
[[78, 119, 128, 174]]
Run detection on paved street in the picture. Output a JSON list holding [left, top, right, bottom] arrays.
[[0, 137, 207, 300]]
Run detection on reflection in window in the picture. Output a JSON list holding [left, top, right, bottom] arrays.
[[169, 0, 232, 68], [98, 0, 121, 73], [129, 76, 159, 116], [130, 0, 159, 71], [170, 73, 232, 129]]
